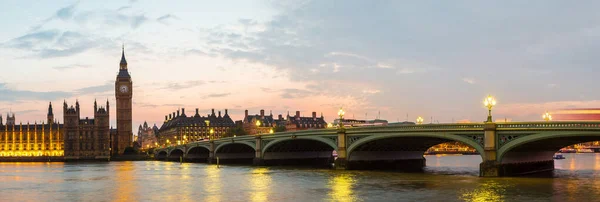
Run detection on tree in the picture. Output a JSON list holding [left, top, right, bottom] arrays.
[[225, 125, 248, 137]]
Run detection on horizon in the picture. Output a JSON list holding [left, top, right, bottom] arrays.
[[2, 1, 600, 135]]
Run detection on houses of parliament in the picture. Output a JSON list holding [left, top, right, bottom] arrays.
[[0, 48, 134, 159]]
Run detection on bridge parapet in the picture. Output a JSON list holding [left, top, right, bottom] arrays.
[[345, 123, 485, 133], [497, 121, 600, 130]]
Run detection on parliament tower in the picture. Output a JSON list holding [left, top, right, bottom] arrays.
[[113, 47, 133, 155]]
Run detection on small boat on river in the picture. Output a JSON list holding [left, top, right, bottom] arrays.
[[553, 154, 566, 160]]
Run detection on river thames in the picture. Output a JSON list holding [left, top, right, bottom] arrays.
[[1, 153, 600, 202]]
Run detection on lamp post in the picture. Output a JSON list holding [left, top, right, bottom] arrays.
[[416, 116, 424, 125], [483, 95, 497, 123], [543, 111, 552, 121], [209, 128, 214, 140], [256, 120, 261, 135], [338, 107, 345, 128]]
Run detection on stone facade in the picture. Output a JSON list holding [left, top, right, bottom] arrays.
[[0, 103, 63, 157], [114, 47, 133, 155], [137, 121, 159, 149], [158, 108, 235, 147], [63, 100, 110, 159]]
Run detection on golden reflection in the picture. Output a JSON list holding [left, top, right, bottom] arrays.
[[569, 158, 576, 171], [460, 181, 505, 202], [114, 162, 136, 202], [328, 173, 356, 202], [595, 155, 600, 170], [204, 165, 222, 202], [250, 167, 272, 202]]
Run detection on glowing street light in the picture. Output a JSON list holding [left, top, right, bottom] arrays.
[[209, 128, 214, 140], [256, 120, 261, 127], [543, 111, 552, 121], [269, 128, 274, 134], [483, 95, 497, 123], [338, 107, 345, 120], [416, 116, 424, 125]]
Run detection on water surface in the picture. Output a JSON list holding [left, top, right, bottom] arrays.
[[1, 153, 600, 201]]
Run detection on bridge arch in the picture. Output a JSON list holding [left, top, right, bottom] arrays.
[[346, 132, 485, 170], [262, 136, 337, 155], [186, 145, 211, 154], [186, 146, 211, 162], [156, 150, 168, 160], [215, 141, 256, 153], [497, 131, 600, 163], [168, 148, 185, 160], [261, 137, 337, 167], [214, 142, 256, 164]]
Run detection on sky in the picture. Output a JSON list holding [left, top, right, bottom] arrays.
[[1, 0, 600, 134]]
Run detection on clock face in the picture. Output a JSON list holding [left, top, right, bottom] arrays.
[[119, 85, 128, 93]]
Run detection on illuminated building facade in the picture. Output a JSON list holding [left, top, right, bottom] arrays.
[[63, 100, 111, 159], [137, 121, 159, 149], [242, 109, 282, 135], [284, 111, 327, 132], [158, 108, 235, 146], [0, 103, 64, 157]]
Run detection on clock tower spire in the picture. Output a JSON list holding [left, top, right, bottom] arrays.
[[114, 45, 133, 155]]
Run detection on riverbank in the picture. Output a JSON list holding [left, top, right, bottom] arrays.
[[0, 155, 153, 162]]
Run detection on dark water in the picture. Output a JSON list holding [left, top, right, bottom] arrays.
[[1, 153, 600, 202]]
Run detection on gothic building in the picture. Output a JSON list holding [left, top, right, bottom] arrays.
[[113, 47, 134, 155], [284, 111, 327, 131], [137, 121, 159, 149], [63, 100, 111, 159], [158, 108, 235, 146], [0, 103, 63, 157], [242, 109, 284, 135]]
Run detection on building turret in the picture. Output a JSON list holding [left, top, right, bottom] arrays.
[[47, 102, 54, 124], [0, 114, 3, 126]]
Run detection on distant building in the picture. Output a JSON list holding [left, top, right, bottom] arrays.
[[63, 100, 111, 159], [335, 118, 389, 127], [0, 103, 63, 157], [242, 110, 282, 135], [552, 109, 600, 121], [284, 111, 327, 131], [137, 121, 158, 149], [158, 108, 235, 146]]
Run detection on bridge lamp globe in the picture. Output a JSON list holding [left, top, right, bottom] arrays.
[[543, 111, 552, 121], [269, 128, 274, 134], [416, 116, 424, 125], [338, 107, 345, 120], [256, 120, 261, 127], [483, 95, 497, 122]]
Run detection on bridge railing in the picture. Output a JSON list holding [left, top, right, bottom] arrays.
[[345, 123, 485, 132], [497, 121, 600, 130]]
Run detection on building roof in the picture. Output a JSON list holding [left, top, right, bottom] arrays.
[[0, 123, 62, 131], [159, 110, 235, 131]]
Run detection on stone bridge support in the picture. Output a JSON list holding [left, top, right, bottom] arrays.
[[334, 130, 347, 169], [253, 136, 264, 165], [480, 123, 500, 177], [207, 141, 216, 164]]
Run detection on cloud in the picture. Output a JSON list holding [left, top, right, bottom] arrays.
[[280, 88, 315, 99], [156, 14, 179, 24], [3, 30, 109, 58], [0, 83, 71, 101], [52, 64, 91, 70], [462, 78, 476, 84], [161, 80, 207, 91], [56, 2, 78, 20], [362, 89, 381, 94], [75, 83, 113, 94], [202, 93, 231, 99], [117, 6, 131, 11]]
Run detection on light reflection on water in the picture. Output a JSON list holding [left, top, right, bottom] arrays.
[[1, 153, 600, 201]]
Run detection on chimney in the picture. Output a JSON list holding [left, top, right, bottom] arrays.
[[181, 108, 185, 116], [211, 109, 215, 116], [260, 109, 265, 118], [218, 111, 221, 117], [296, 111, 300, 118], [196, 108, 199, 115], [278, 114, 283, 120], [177, 110, 180, 117], [312, 112, 317, 118], [169, 114, 172, 119], [165, 115, 168, 121], [172, 112, 176, 118], [245, 110, 248, 118], [225, 109, 228, 115]]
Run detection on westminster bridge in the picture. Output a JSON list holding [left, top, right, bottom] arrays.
[[154, 121, 600, 177]]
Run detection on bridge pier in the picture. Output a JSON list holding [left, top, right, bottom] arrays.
[[253, 136, 264, 166], [207, 141, 216, 164], [334, 130, 348, 170], [480, 122, 499, 177]]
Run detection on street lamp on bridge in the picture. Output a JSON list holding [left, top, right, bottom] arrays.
[[543, 111, 552, 121], [484, 95, 497, 123], [338, 107, 345, 128], [416, 116, 424, 125]]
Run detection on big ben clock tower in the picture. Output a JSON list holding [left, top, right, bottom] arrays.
[[114, 46, 133, 155]]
